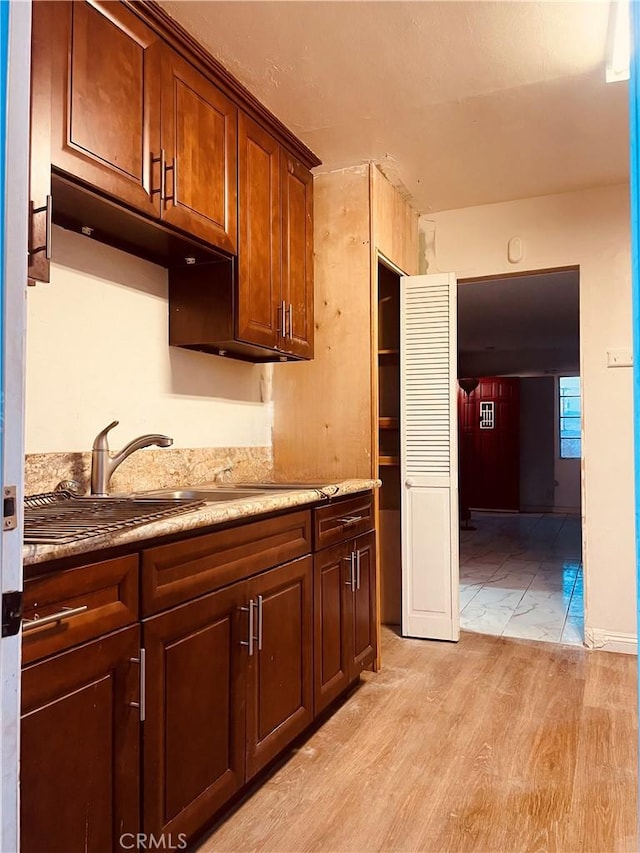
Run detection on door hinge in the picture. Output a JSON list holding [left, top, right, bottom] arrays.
[[3, 486, 17, 531], [2, 591, 23, 637]]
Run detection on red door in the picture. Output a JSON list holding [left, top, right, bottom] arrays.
[[458, 377, 520, 511]]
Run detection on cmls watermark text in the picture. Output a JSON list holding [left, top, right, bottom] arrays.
[[120, 833, 188, 850]]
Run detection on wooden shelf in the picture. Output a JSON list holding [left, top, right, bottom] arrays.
[[378, 455, 400, 467], [379, 417, 399, 430], [378, 349, 399, 359]]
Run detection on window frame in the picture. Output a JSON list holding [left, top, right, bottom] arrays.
[[558, 375, 581, 459]]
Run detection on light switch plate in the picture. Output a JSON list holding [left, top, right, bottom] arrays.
[[607, 349, 633, 367]]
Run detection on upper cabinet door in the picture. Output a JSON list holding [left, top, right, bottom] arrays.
[[49, 1, 162, 217], [160, 46, 238, 254], [237, 113, 281, 350], [281, 153, 314, 358]]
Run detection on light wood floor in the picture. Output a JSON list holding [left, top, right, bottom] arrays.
[[198, 627, 638, 853]]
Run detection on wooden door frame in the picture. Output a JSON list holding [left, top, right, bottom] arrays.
[[370, 249, 408, 668], [1, 3, 31, 850], [456, 265, 585, 617]]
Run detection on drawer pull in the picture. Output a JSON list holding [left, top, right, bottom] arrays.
[[338, 515, 363, 526], [22, 604, 88, 632]]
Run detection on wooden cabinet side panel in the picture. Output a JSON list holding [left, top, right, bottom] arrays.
[[143, 584, 246, 840], [313, 542, 350, 714], [21, 626, 140, 853], [246, 556, 313, 778], [237, 113, 281, 349], [160, 45, 238, 253], [272, 167, 372, 481], [281, 152, 314, 358]]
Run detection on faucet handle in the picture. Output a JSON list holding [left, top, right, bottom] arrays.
[[92, 420, 119, 451]]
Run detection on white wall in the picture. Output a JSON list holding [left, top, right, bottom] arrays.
[[25, 227, 272, 452], [422, 183, 636, 648]]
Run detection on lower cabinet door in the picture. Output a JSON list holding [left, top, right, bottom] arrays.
[[313, 541, 351, 714], [21, 626, 140, 853], [246, 556, 313, 778], [143, 582, 247, 841], [349, 531, 377, 679]]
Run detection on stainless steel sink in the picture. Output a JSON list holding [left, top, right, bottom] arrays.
[[139, 488, 269, 501]]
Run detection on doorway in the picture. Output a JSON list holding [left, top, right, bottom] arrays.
[[456, 269, 583, 645]]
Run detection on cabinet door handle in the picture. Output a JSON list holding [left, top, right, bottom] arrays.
[[129, 648, 146, 722], [240, 601, 254, 656], [277, 300, 286, 336], [22, 604, 87, 632], [165, 154, 176, 204], [256, 595, 263, 651], [343, 553, 355, 590], [356, 549, 361, 591], [159, 148, 166, 202], [29, 194, 53, 262], [287, 304, 294, 339], [338, 515, 363, 527]]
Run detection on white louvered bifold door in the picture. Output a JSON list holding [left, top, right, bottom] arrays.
[[400, 273, 459, 641]]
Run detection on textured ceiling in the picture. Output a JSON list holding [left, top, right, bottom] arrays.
[[159, 0, 629, 213], [458, 270, 580, 376]]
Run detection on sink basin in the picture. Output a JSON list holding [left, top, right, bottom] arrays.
[[139, 488, 268, 502]]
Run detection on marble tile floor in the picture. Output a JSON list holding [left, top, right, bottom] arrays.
[[459, 511, 584, 646]]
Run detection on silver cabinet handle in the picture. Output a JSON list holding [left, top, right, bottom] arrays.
[[160, 148, 166, 203], [356, 549, 361, 590], [256, 595, 263, 651], [240, 600, 254, 656], [343, 553, 355, 590], [22, 604, 88, 632], [281, 299, 287, 338], [44, 194, 52, 260], [338, 515, 363, 526], [277, 300, 286, 336], [287, 304, 294, 339], [129, 648, 146, 722]]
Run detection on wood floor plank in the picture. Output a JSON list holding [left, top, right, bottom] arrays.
[[197, 627, 637, 853]]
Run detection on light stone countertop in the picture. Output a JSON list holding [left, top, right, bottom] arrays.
[[24, 479, 381, 568]]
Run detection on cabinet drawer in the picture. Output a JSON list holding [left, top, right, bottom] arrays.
[[314, 492, 374, 551], [22, 554, 139, 665], [141, 510, 312, 615]]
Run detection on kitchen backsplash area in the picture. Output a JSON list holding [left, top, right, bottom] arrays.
[[25, 446, 273, 496]]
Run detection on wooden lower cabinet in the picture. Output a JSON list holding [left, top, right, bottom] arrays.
[[143, 581, 247, 841], [314, 531, 377, 714], [143, 555, 313, 839], [246, 556, 313, 778], [20, 626, 140, 853]]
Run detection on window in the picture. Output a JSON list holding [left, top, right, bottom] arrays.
[[559, 376, 581, 458]]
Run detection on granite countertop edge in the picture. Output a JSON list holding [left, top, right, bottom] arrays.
[[23, 479, 381, 567]]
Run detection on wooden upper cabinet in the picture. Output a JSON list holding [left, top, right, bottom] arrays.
[[237, 113, 281, 349], [281, 152, 314, 358], [49, 1, 161, 217], [160, 45, 238, 254]]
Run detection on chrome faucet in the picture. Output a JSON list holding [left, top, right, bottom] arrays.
[[91, 420, 173, 495]]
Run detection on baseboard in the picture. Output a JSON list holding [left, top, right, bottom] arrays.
[[584, 627, 637, 655]]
